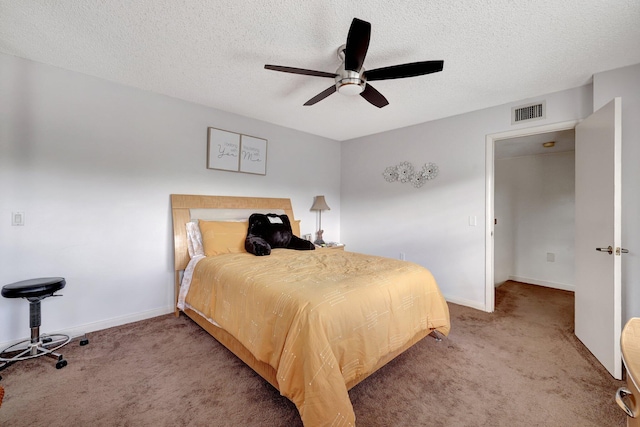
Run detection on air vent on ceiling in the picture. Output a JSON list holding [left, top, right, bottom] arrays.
[[512, 101, 545, 125]]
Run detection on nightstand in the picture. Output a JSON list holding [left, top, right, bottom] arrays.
[[316, 244, 345, 251]]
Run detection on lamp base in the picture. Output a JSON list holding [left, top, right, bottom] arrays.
[[314, 230, 325, 246]]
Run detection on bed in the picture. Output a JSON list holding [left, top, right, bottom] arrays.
[[171, 194, 450, 426]]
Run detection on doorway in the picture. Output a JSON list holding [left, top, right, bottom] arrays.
[[494, 129, 576, 292], [484, 120, 579, 312]]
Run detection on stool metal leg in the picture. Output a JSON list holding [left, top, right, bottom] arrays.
[[30, 300, 42, 356]]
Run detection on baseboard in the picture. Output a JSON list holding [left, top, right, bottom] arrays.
[[0, 305, 174, 350], [444, 294, 486, 311], [508, 276, 574, 292]]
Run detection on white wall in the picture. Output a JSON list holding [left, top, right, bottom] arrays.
[[4, 52, 635, 344], [593, 63, 640, 323], [0, 53, 341, 344], [341, 85, 592, 310], [494, 152, 575, 290]]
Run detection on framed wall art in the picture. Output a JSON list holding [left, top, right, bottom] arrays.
[[207, 127, 240, 172], [239, 135, 267, 175], [206, 127, 268, 175]]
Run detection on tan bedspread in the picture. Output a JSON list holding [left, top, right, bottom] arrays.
[[185, 249, 450, 427]]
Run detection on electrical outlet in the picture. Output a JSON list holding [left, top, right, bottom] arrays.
[[399, 252, 406, 261], [546, 252, 555, 262]]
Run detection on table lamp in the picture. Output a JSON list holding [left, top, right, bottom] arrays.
[[310, 195, 330, 245]]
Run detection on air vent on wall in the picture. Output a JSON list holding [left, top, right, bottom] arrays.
[[512, 101, 545, 125]]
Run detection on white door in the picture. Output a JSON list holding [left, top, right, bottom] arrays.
[[574, 97, 622, 380]]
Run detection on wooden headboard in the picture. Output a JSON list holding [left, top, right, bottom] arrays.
[[170, 194, 296, 272]]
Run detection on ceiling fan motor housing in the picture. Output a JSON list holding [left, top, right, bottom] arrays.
[[335, 64, 366, 95]]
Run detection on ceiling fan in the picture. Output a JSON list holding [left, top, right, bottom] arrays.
[[264, 18, 444, 108]]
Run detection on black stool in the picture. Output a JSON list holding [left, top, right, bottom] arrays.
[[1, 277, 71, 370]]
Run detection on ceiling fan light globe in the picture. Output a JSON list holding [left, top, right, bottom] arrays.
[[338, 82, 364, 95]]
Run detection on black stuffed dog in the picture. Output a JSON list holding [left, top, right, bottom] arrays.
[[245, 213, 315, 256]]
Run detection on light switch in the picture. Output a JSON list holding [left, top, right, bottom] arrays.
[[12, 211, 24, 226], [469, 215, 477, 226], [547, 252, 555, 262]]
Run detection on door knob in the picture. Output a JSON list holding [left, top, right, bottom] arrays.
[[616, 247, 629, 255], [596, 246, 613, 254]]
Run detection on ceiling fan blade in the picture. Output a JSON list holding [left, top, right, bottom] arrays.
[[360, 84, 389, 108], [344, 18, 371, 72], [304, 85, 337, 106], [364, 60, 444, 81], [265, 65, 338, 78]]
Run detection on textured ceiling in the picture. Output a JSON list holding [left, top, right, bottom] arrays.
[[1, 1, 639, 141]]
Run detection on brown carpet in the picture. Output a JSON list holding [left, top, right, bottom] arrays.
[[0, 281, 626, 426]]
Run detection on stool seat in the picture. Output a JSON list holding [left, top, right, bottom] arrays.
[[2, 277, 65, 300]]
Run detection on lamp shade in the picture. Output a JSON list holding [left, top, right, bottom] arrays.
[[310, 195, 330, 211]]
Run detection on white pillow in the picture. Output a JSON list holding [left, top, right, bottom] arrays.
[[186, 221, 204, 258]]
